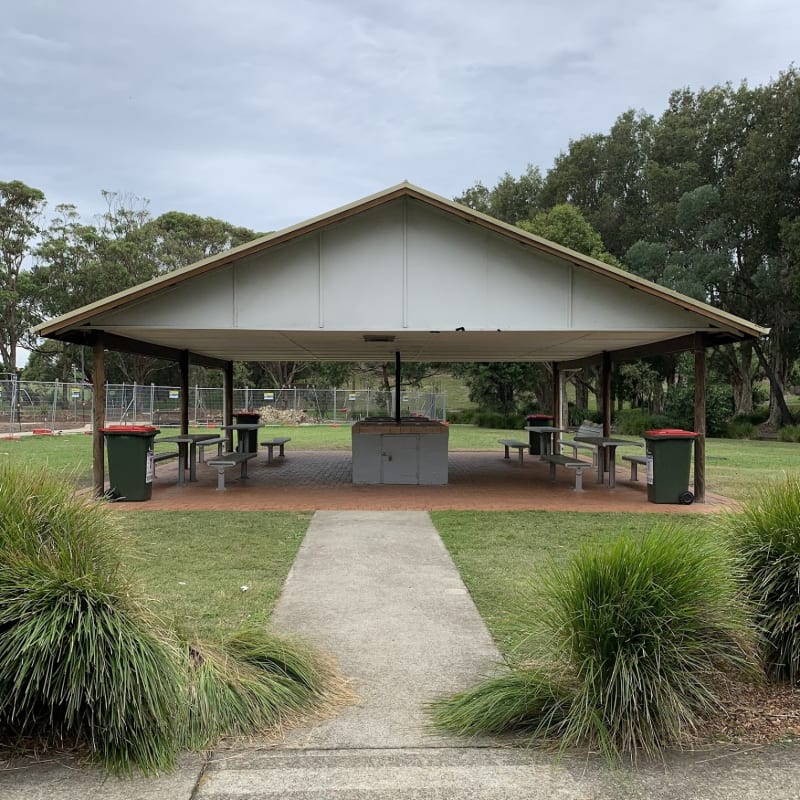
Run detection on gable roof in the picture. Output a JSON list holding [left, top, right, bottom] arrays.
[[34, 182, 767, 365]]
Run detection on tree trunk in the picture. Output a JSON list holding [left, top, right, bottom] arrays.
[[754, 340, 794, 427], [728, 341, 754, 417]]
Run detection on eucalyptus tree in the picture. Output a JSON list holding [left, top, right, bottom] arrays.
[[0, 180, 46, 371]]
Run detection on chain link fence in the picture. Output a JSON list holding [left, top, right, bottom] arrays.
[[0, 378, 447, 433]]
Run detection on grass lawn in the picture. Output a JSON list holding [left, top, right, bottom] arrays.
[[431, 510, 709, 658], [118, 510, 312, 637]]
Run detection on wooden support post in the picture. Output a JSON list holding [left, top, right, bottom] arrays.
[[395, 351, 401, 425], [694, 335, 707, 503], [92, 335, 105, 497], [601, 352, 612, 473], [224, 361, 234, 452], [551, 362, 561, 449], [179, 350, 190, 435]]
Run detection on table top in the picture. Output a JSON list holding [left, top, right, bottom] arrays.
[[575, 436, 642, 447], [523, 426, 568, 433], [156, 433, 224, 443], [219, 423, 264, 431]]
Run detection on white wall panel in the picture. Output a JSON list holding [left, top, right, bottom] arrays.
[[235, 237, 321, 328], [572, 270, 705, 329], [406, 203, 489, 330], [98, 269, 235, 327], [320, 204, 404, 329], [482, 238, 570, 329]]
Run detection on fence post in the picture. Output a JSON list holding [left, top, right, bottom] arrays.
[[150, 383, 155, 424]]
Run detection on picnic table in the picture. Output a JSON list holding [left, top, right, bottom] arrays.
[[155, 433, 227, 485], [219, 422, 265, 453], [523, 425, 568, 457], [573, 435, 642, 488]]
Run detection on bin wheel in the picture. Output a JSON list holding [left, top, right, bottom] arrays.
[[679, 491, 695, 505]]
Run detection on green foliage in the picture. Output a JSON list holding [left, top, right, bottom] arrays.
[[0, 179, 47, 370], [0, 463, 183, 774], [566, 403, 587, 427], [777, 425, 800, 442], [454, 165, 543, 224], [181, 629, 328, 750], [433, 523, 755, 762], [544, 526, 753, 760], [725, 418, 756, 439], [0, 465, 329, 773], [474, 410, 525, 429], [430, 667, 572, 738], [726, 476, 800, 681], [446, 409, 477, 424], [518, 204, 620, 267], [612, 408, 657, 436], [664, 383, 733, 436], [452, 363, 549, 416]]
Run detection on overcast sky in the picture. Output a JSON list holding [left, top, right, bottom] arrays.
[[2, 0, 799, 234]]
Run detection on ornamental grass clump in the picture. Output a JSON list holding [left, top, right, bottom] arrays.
[[182, 629, 330, 749], [545, 526, 754, 760], [0, 463, 184, 774], [432, 524, 755, 762], [726, 475, 800, 682], [0, 464, 337, 773]]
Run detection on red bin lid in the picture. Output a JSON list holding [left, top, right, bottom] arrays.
[[644, 428, 697, 437], [100, 425, 159, 433]]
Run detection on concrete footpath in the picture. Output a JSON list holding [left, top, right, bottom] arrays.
[[2, 510, 800, 798]]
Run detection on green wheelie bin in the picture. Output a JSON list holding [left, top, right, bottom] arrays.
[[233, 411, 261, 453], [101, 425, 160, 501], [643, 428, 698, 504]]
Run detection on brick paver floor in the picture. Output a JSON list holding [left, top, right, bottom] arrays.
[[113, 450, 733, 513]]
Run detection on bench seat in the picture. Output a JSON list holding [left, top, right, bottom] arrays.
[[197, 436, 227, 462], [498, 438, 529, 464], [260, 436, 291, 463], [207, 451, 256, 490], [540, 453, 591, 491], [151, 450, 179, 476], [561, 421, 602, 465], [622, 454, 648, 481]]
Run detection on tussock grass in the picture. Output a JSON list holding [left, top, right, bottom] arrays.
[[182, 630, 331, 749], [430, 667, 572, 739], [0, 463, 183, 774], [433, 524, 756, 762], [0, 464, 334, 774], [726, 475, 800, 681]]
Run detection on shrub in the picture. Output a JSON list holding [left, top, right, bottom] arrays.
[[0, 465, 334, 774], [433, 524, 755, 762], [566, 403, 586, 427], [430, 667, 572, 738], [726, 476, 800, 681], [664, 384, 733, 437], [726, 417, 756, 439], [778, 425, 800, 443], [544, 526, 753, 759], [181, 630, 329, 749], [473, 410, 524, 429], [0, 464, 183, 775], [613, 408, 656, 436], [447, 409, 476, 424]]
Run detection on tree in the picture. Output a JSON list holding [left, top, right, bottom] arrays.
[[518, 204, 621, 266], [452, 362, 550, 415], [0, 180, 46, 370], [454, 165, 543, 224]]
